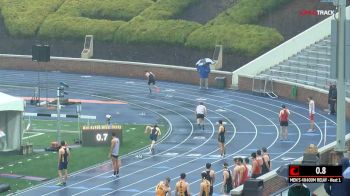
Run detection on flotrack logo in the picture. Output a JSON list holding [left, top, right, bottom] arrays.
[[299, 9, 334, 16]]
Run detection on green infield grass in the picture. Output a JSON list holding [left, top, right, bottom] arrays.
[[0, 119, 168, 195]]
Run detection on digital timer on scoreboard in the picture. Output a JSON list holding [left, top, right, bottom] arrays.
[[81, 125, 122, 147], [288, 165, 343, 183]]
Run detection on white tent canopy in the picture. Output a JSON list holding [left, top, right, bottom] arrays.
[[0, 92, 24, 151], [0, 92, 24, 111]]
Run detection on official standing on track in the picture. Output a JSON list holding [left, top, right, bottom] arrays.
[[217, 120, 226, 157], [109, 132, 120, 177], [57, 141, 70, 186], [175, 173, 191, 196], [307, 96, 316, 132], [195, 102, 207, 130], [279, 104, 290, 141]]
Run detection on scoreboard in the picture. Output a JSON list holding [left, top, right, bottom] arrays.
[[289, 165, 343, 183], [82, 125, 122, 147]]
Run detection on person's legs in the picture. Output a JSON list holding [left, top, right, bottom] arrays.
[[200, 117, 204, 130], [63, 169, 68, 185], [199, 78, 203, 89], [283, 126, 288, 140], [204, 78, 208, 89], [115, 158, 120, 176], [57, 169, 63, 185], [112, 158, 117, 175], [279, 126, 283, 140], [330, 100, 336, 114]]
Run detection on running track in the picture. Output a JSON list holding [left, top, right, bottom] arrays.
[[0, 69, 348, 196]]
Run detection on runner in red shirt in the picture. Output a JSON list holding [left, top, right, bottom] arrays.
[[279, 104, 290, 141], [251, 152, 261, 178]]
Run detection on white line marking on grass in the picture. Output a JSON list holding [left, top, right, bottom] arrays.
[[23, 132, 44, 139]]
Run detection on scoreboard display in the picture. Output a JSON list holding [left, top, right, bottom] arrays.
[[289, 165, 343, 183], [82, 125, 122, 147]]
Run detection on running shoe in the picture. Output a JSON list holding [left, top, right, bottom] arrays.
[[307, 129, 315, 133], [56, 182, 63, 186]]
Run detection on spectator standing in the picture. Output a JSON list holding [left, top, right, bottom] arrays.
[[328, 84, 337, 115], [196, 60, 211, 89], [324, 157, 350, 196]]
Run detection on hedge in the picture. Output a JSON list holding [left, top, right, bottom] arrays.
[[114, 18, 201, 45], [185, 24, 284, 56], [0, 0, 64, 37], [139, 0, 199, 20], [56, 0, 154, 21], [211, 0, 292, 25], [38, 15, 125, 41]]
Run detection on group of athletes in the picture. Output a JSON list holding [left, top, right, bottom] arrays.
[[154, 147, 271, 196], [54, 71, 313, 194]]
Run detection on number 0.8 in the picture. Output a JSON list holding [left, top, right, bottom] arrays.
[[316, 166, 326, 175]]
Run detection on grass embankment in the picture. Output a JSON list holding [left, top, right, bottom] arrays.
[[0, 119, 167, 195]]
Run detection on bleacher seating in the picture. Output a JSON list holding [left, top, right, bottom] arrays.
[[259, 35, 350, 97]]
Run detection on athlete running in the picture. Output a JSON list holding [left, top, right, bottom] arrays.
[[199, 172, 211, 196], [217, 120, 226, 157], [57, 141, 70, 186], [175, 173, 191, 196], [109, 132, 120, 177], [156, 177, 171, 196], [145, 125, 161, 154], [145, 71, 160, 94], [195, 102, 207, 130]]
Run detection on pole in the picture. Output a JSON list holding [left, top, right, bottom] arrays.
[[324, 120, 327, 146], [77, 104, 82, 144], [335, 0, 346, 152], [57, 87, 61, 144]]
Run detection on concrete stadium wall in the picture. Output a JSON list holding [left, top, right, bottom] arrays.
[[238, 75, 350, 119], [0, 54, 232, 88]]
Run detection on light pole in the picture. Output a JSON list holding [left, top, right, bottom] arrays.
[[57, 82, 69, 144], [57, 86, 61, 144], [334, 0, 346, 152]]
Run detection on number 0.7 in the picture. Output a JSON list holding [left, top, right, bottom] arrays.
[[96, 133, 108, 141]]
